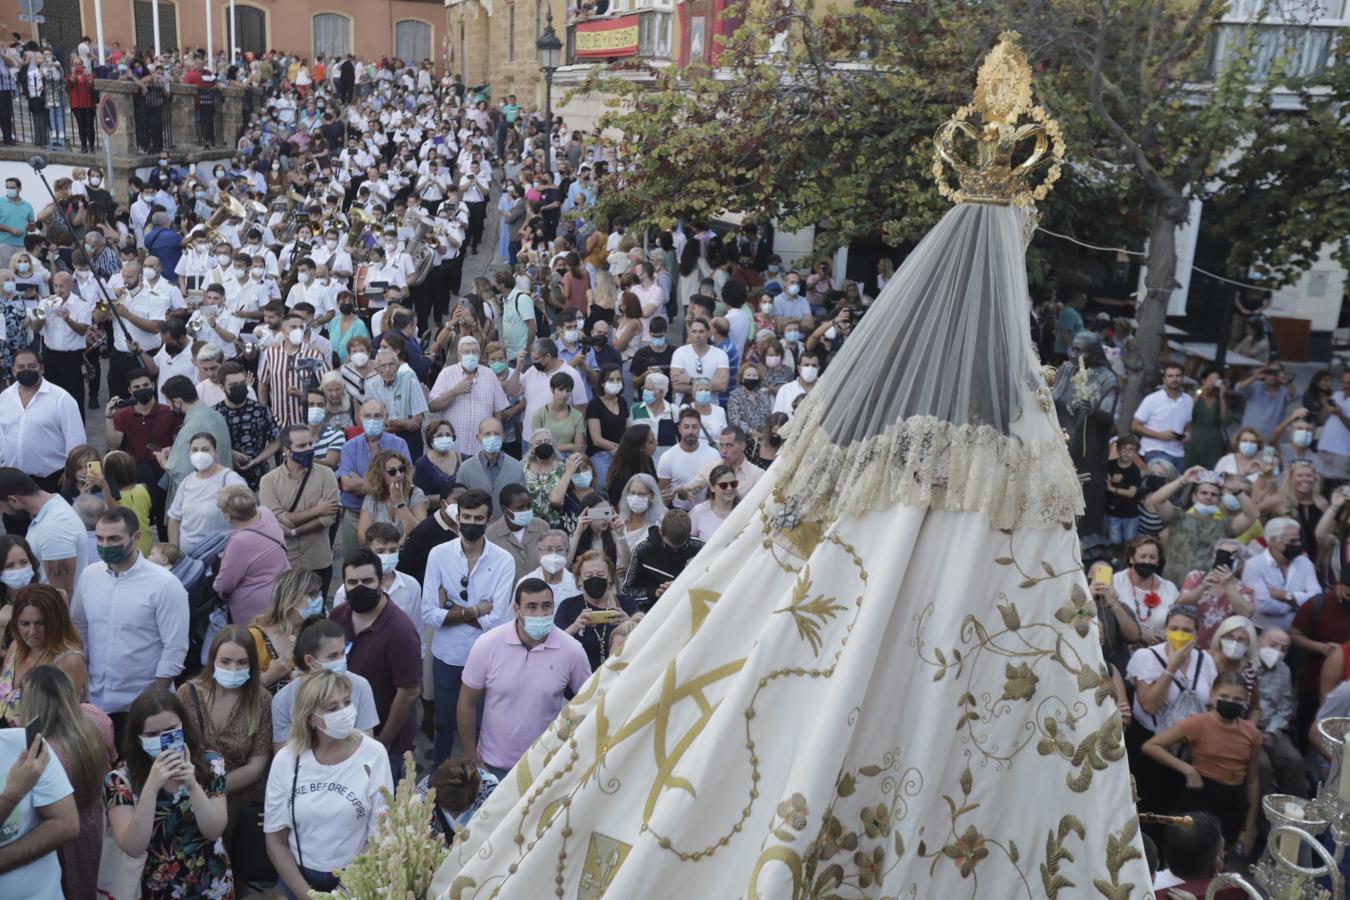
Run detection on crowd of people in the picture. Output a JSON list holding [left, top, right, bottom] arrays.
[[0, 32, 1341, 900]]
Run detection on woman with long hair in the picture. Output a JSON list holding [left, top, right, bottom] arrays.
[[59, 443, 100, 500], [749, 412, 789, 469], [616, 474, 666, 565], [105, 689, 232, 899], [689, 463, 740, 542], [177, 626, 272, 834], [570, 492, 623, 571], [247, 568, 325, 694], [606, 428, 659, 511], [0, 533, 40, 632], [357, 449, 428, 543], [102, 449, 155, 553], [18, 664, 115, 900], [611, 290, 644, 362], [1265, 459, 1327, 555], [0, 585, 87, 726], [263, 670, 392, 898]]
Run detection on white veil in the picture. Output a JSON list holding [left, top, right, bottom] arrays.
[[775, 203, 1081, 532]]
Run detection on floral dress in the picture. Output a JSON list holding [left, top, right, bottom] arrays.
[[0, 294, 27, 375], [525, 462, 565, 527], [104, 751, 235, 899]]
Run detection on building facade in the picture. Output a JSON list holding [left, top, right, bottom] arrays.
[[5, 0, 446, 68]]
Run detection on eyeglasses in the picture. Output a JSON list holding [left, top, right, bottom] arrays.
[[717, 481, 739, 490], [385, 466, 407, 476]]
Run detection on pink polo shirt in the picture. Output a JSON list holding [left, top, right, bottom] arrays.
[[462, 619, 592, 770]]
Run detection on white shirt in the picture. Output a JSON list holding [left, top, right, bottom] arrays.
[[689, 501, 729, 542], [773, 379, 811, 416], [1132, 388, 1194, 459], [0, 378, 86, 477], [153, 344, 199, 405], [1320, 391, 1350, 457], [0, 729, 72, 900], [670, 345, 730, 400], [656, 442, 722, 510], [112, 284, 168, 352], [421, 538, 517, 666], [1111, 570, 1179, 634], [520, 362, 588, 442], [1243, 548, 1321, 631], [264, 735, 392, 872], [28, 494, 91, 587], [1125, 643, 1217, 733], [518, 566, 578, 606], [142, 273, 185, 310], [689, 404, 728, 449], [167, 468, 247, 554], [36, 294, 92, 351], [697, 456, 764, 501], [71, 553, 190, 713]]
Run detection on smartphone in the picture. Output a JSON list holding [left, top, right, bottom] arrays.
[[1214, 549, 1236, 571], [24, 715, 42, 748], [159, 730, 185, 757], [1262, 446, 1277, 462], [591, 505, 613, 521], [589, 609, 622, 624], [87, 460, 102, 478], [1092, 566, 1113, 587]]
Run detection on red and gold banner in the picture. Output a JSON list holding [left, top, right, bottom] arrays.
[[574, 14, 640, 58]]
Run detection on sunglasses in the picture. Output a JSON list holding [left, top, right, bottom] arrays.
[[717, 481, 739, 490], [385, 466, 407, 476]]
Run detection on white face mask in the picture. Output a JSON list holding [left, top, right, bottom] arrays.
[[349, 351, 369, 367], [297, 272, 311, 285], [540, 553, 566, 574], [628, 495, 650, 514], [1258, 646, 1284, 668], [799, 366, 819, 384], [189, 450, 214, 471], [287, 329, 305, 346], [251, 267, 265, 279], [765, 354, 782, 369], [1220, 638, 1247, 661], [604, 381, 623, 396], [314, 704, 357, 740]]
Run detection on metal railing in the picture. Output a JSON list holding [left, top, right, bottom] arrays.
[[2, 81, 82, 150], [564, 9, 674, 66], [130, 84, 172, 154], [194, 85, 226, 148]]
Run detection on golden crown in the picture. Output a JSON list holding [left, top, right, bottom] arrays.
[[932, 32, 1065, 206]]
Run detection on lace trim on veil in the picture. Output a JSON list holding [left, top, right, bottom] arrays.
[[773, 396, 1083, 532]]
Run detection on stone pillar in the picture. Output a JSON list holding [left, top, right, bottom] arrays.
[[221, 85, 246, 149], [169, 84, 199, 150], [94, 79, 139, 158]]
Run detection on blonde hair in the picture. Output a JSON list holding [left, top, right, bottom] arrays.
[[216, 484, 259, 521], [288, 669, 352, 754], [1210, 615, 1258, 665], [1279, 459, 1324, 508], [252, 567, 322, 632]]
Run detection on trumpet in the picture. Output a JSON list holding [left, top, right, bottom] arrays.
[[187, 307, 216, 337], [30, 297, 66, 320]]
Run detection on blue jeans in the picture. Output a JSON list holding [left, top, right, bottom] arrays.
[[433, 658, 465, 764], [591, 450, 613, 492], [1105, 515, 1140, 544]]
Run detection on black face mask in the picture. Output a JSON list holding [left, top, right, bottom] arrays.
[[339, 303, 355, 316], [535, 443, 555, 461], [583, 576, 608, 600], [1140, 475, 1167, 495], [459, 522, 486, 542], [226, 385, 248, 404], [743, 380, 761, 390], [346, 584, 381, 614], [534, 360, 548, 372], [1132, 562, 1160, 579], [14, 370, 39, 387], [1283, 541, 1305, 559], [132, 387, 156, 405], [767, 432, 783, 447], [1215, 699, 1246, 721]]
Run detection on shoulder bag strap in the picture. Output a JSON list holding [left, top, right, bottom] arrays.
[[290, 752, 305, 871], [288, 466, 313, 514], [1190, 651, 1205, 690]]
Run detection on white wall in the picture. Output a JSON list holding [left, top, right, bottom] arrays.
[[0, 160, 81, 210]]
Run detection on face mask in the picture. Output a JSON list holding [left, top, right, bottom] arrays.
[[604, 381, 623, 397], [563, 329, 580, 344], [800, 366, 819, 384], [627, 495, 650, 514], [481, 434, 504, 455], [218, 254, 233, 267], [326, 239, 339, 251], [1238, 441, 1259, 457], [362, 418, 384, 437], [760, 302, 774, 315], [785, 330, 803, 343], [642, 389, 657, 405], [1193, 502, 1219, 517], [15, 263, 30, 274], [190, 451, 214, 471], [1284, 541, 1305, 559], [1166, 630, 1195, 653], [786, 283, 800, 296], [297, 272, 311, 285], [14, 370, 39, 388], [583, 576, 609, 600], [1132, 562, 1159, 579], [213, 667, 250, 690], [346, 584, 381, 614], [289, 445, 315, 468], [98, 541, 133, 565], [349, 351, 369, 367], [461, 354, 480, 372], [459, 521, 486, 542], [573, 471, 594, 489], [315, 704, 358, 739], [650, 337, 667, 350], [1258, 646, 1284, 669], [1, 568, 32, 590], [1220, 638, 1247, 661], [1221, 492, 1241, 511], [485, 359, 507, 376], [287, 329, 304, 346], [319, 656, 348, 675], [1215, 699, 1245, 722], [226, 385, 248, 404], [301, 594, 326, 618], [251, 267, 266, 279], [139, 728, 183, 759], [522, 615, 554, 641], [5, 189, 17, 200], [91, 176, 102, 186], [145, 267, 159, 280], [825, 326, 839, 341], [1, 281, 15, 294], [306, 405, 327, 426], [1293, 430, 1313, 448], [535, 443, 555, 461], [540, 552, 566, 574]]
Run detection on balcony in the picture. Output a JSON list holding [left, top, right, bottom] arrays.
[[564, 8, 674, 67]]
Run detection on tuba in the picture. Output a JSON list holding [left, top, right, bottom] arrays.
[[204, 192, 249, 244], [347, 207, 380, 264], [405, 208, 437, 286]]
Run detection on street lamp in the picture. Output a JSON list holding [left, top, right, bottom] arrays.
[[536, 8, 563, 174]]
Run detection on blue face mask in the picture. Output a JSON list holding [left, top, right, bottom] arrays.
[[1222, 493, 1242, 512], [510, 508, 534, 528], [139, 727, 183, 759], [650, 337, 667, 350], [213, 667, 250, 690], [642, 389, 657, 405], [362, 418, 384, 438], [786, 330, 803, 343], [694, 390, 712, 405], [320, 655, 348, 674], [1193, 503, 1219, 517], [302, 594, 325, 618], [481, 435, 504, 454], [522, 615, 554, 640], [572, 472, 593, 489], [290, 448, 314, 469]]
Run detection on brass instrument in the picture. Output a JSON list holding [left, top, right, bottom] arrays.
[[186, 307, 212, 336], [347, 207, 380, 265], [405, 208, 437, 287], [203, 192, 250, 244], [278, 240, 312, 299], [29, 296, 65, 320]]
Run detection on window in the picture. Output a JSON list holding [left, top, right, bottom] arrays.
[[229, 6, 266, 58], [1208, 23, 1336, 79], [133, 1, 179, 52], [313, 13, 351, 60], [395, 20, 432, 64], [508, 6, 516, 62], [639, 11, 672, 59]]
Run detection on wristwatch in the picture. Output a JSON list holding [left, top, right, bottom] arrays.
[[395, 501, 408, 509], [288, 527, 298, 539]]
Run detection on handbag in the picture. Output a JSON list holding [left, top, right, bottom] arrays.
[[95, 820, 146, 900]]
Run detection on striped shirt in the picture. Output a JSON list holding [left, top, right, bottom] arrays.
[[257, 343, 329, 428]]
